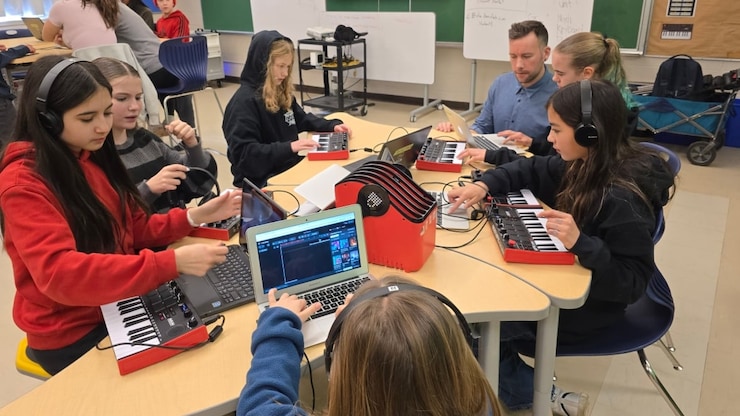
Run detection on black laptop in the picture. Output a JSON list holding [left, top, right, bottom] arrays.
[[343, 125, 432, 172], [175, 178, 288, 318]]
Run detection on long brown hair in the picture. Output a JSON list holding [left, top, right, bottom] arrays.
[[261, 39, 295, 113], [84, 0, 119, 29], [1, 56, 148, 252], [326, 276, 501, 416], [549, 80, 672, 223]]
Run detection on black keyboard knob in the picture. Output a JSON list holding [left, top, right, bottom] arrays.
[[187, 316, 198, 328]]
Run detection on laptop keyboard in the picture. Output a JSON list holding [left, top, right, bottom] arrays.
[[206, 245, 254, 305], [473, 135, 501, 151], [299, 276, 370, 320]]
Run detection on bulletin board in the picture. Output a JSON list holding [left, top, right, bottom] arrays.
[[647, 0, 740, 58]]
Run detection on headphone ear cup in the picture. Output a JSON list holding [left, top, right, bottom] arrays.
[[38, 110, 64, 136], [574, 123, 598, 147]]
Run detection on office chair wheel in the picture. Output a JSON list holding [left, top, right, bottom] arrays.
[[360, 105, 368, 116], [687, 141, 716, 166]]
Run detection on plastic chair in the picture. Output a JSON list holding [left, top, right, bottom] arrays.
[[636, 141, 684, 362], [514, 260, 684, 415], [157, 35, 223, 136], [15, 337, 51, 380], [0, 28, 33, 39], [73, 43, 163, 127]]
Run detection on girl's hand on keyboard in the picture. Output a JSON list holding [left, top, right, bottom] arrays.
[[458, 148, 486, 162], [333, 124, 352, 137], [268, 288, 322, 322], [174, 243, 229, 276], [334, 293, 354, 316], [499, 130, 532, 148]]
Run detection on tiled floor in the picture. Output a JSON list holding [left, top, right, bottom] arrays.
[[1, 82, 739, 415]]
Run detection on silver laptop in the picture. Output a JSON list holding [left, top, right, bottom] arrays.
[[247, 204, 372, 347], [442, 105, 526, 154], [21, 17, 44, 40]]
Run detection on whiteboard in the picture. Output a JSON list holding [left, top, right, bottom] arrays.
[[251, 0, 325, 45], [319, 12, 436, 85], [463, 0, 594, 61]]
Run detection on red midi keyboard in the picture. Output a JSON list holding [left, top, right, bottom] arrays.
[[307, 132, 350, 160], [100, 281, 209, 375], [488, 190, 575, 265], [415, 138, 465, 173]]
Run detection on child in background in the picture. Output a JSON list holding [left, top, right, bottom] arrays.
[[154, 0, 190, 39], [222, 30, 351, 188], [238, 276, 502, 416], [93, 57, 217, 213], [43, 0, 118, 50], [0, 43, 35, 145], [0, 55, 240, 375]]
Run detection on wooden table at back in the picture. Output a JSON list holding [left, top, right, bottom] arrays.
[[1, 36, 71, 95], [270, 113, 593, 416], [0, 115, 553, 415]]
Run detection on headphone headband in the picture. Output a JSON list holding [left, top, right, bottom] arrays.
[[36, 58, 83, 114], [324, 283, 475, 374], [580, 79, 593, 127]]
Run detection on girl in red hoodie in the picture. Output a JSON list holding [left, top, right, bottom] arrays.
[[0, 56, 240, 375], [155, 0, 189, 39]]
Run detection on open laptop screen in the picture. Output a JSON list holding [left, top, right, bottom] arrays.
[[377, 125, 432, 168], [254, 210, 362, 291], [239, 178, 288, 246], [248, 205, 369, 302]]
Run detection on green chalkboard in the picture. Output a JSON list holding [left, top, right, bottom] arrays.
[[201, 0, 253, 32], [325, 0, 463, 43], [590, 0, 644, 49], [201, 0, 644, 49], [325, 0, 646, 49]]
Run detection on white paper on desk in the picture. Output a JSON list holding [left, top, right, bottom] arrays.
[[294, 164, 350, 210]]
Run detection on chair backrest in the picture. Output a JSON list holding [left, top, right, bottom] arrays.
[[637, 141, 680, 244], [0, 28, 33, 39], [158, 36, 209, 93], [73, 43, 163, 126], [638, 141, 681, 176]]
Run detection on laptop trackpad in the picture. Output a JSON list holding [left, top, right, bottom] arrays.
[[302, 315, 336, 348], [177, 274, 220, 316]]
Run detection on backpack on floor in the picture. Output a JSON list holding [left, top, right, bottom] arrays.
[[652, 54, 705, 100]]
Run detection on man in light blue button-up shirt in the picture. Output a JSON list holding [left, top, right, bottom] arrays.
[[440, 20, 558, 160]]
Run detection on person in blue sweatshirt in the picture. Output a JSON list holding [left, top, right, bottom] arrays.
[[222, 30, 352, 188], [237, 276, 502, 416]]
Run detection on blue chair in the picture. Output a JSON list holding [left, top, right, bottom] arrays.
[[637, 141, 683, 362], [0, 28, 33, 39], [157, 35, 223, 136], [515, 259, 684, 415]]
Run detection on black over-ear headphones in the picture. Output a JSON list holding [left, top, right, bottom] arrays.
[[36, 58, 84, 136], [324, 283, 475, 374], [574, 79, 599, 147]]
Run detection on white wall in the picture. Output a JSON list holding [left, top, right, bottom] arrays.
[[186, 2, 740, 104]]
